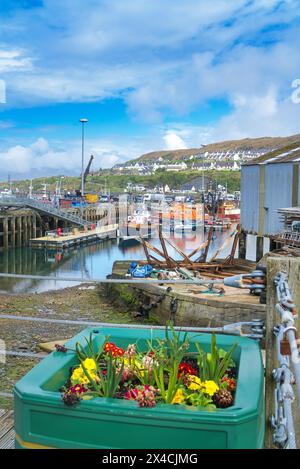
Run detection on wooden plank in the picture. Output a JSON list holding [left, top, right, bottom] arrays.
[[0, 429, 15, 449], [187, 239, 209, 260], [143, 240, 165, 260], [164, 237, 193, 265], [139, 237, 151, 264], [198, 226, 214, 262], [158, 229, 177, 269], [0, 410, 14, 449]]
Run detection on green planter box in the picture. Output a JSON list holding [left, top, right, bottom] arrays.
[[14, 327, 265, 449]]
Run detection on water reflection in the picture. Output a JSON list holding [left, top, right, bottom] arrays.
[[0, 227, 237, 294]]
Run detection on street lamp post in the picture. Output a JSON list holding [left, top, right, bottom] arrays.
[[79, 118, 88, 198], [200, 144, 206, 199]]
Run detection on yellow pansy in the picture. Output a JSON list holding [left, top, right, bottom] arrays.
[[83, 358, 97, 372], [123, 357, 142, 371], [71, 366, 89, 385], [70, 358, 97, 385], [187, 375, 202, 391], [172, 388, 185, 404], [202, 380, 219, 396]]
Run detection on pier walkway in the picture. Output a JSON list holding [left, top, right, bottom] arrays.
[[29, 223, 118, 249], [0, 195, 92, 227], [0, 410, 14, 449]]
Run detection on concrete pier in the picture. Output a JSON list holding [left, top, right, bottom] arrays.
[[0, 205, 110, 250], [0, 211, 42, 250], [29, 224, 118, 250]]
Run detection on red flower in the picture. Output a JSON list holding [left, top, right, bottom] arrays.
[[104, 342, 125, 358], [221, 376, 237, 392], [104, 342, 117, 353], [178, 362, 197, 378], [115, 347, 125, 357], [69, 384, 87, 394], [124, 388, 139, 400]]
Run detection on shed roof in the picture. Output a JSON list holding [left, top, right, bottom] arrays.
[[243, 141, 300, 166]]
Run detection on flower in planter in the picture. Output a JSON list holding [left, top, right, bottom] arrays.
[[104, 342, 116, 353], [212, 389, 234, 408], [187, 375, 202, 391], [178, 362, 197, 378], [221, 376, 237, 392], [201, 380, 219, 397], [186, 391, 215, 408], [104, 342, 125, 358], [62, 326, 238, 410], [71, 366, 90, 385], [171, 388, 185, 405], [125, 344, 136, 358], [71, 358, 97, 385], [136, 386, 157, 408], [124, 385, 158, 407], [70, 384, 87, 394], [124, 388, 140, 400], [62, 384, 87, 406]]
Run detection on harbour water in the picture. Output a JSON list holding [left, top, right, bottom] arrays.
[[0, 227, 241, 294]]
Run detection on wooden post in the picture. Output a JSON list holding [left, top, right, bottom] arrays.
[[265, 257, 300, 449], [17, 216, 22, 247], [3, 217, 8, 250], [158, 227, 176, 269], [23, 216, 28, 246], [32, 214, 37, 239], [238, 230, 247, 259], [256, 236, 264, 262], [140, 237, 151, 264], [11, 217, 16, 248]]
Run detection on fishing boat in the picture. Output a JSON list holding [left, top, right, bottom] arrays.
[[217, 201, 240, 222]]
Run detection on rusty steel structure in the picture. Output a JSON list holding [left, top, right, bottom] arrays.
[[139, 225, 241, 275]]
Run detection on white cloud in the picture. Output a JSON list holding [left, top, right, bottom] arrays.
[[0, 49, 32, 73], [0, 136, 157, 178], [1, 0, 299, 112], [163, 131, 187, 150], [1, 0, 300, 172]]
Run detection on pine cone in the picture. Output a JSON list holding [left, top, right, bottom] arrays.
[[212, 389, 233, 408]]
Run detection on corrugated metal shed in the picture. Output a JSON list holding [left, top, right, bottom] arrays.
[[241, 141, 300, 236], [240, 165, 260, 233], [244, 141, 300, 165]]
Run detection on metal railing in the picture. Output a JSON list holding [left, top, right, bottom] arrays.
[[0, 195, 92, 227]]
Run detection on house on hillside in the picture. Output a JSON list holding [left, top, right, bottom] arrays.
[[192, 162, 215, 171], [215, 161, 240, 171], [181, 176, 212, 192]]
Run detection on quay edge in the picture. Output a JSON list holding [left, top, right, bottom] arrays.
[[105, 260, 266, 328]]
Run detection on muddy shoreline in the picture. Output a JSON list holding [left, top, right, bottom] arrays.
[[0, 283, 154, 408]]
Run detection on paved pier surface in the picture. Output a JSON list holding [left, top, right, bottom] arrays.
[[30, 223, 118, 249], [0, 410, 14, 449]]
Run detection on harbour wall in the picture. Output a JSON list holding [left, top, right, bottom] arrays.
[[0, 206, 109, 249]]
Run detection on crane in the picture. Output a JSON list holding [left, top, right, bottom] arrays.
[[77, 154, 94, 195]]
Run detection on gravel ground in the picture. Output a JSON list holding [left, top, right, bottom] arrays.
[[0, 283, 153, 409]]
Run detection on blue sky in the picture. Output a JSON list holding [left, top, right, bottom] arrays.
[[0, 0, 300, 179]]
